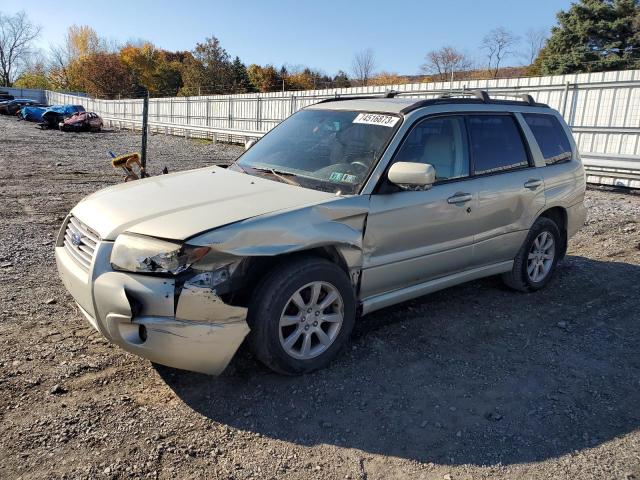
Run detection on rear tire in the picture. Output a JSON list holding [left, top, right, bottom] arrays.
[[247, 256, 356, 375], [502, 217, 561, 292]]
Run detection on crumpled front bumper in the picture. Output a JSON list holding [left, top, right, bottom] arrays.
[[55, 240, 249, 375]]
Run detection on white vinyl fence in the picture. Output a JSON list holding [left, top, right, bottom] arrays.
[[45, 69, 640, 188]]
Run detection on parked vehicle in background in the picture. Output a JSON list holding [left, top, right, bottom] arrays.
[[0, 91, 14, 101], [40, 105, 86, 129], [60, 111, 103, 132], [55, 90, 586, 376], [0, 99, 42, 115], [19, 106, 47, 122]]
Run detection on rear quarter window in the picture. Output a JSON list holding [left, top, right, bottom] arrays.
[[522, 113, 573, 165]]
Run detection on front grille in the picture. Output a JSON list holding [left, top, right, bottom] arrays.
[[63, 215, 100, 271]]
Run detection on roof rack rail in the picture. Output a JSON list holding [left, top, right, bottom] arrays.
[[398, 87, 547, 113], [313, 87, 545, 110], [435, 88, 538, 105], [488, 90, 537, 106], [315, 94, 382, 105]]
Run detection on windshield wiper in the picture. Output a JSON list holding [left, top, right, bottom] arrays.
[[249, 167, 300, 186]]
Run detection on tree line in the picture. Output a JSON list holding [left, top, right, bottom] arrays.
[[1, 0, 638, 98]]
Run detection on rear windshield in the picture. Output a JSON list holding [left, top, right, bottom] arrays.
[[522, 113, 573, 165]]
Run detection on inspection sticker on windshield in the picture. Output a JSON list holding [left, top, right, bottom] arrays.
[[329, 172, 358, 183], [353, 113, 399, 128]]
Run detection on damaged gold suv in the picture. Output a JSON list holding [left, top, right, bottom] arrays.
[[56, 90, 586, 375]]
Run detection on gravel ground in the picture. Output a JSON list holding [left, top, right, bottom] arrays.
[[1, 115, 639, 480]]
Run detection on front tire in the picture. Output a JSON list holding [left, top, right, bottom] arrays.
[[502, 217, 561, 292], [247, 257, 356, 375]]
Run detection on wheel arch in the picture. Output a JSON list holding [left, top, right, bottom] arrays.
[[537, 206, 568, 258], [232, 246, 356, 307]]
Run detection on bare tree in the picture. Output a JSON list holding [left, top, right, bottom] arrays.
[[481, 27, 519, 78], [351, 49, 376, 86], [421, 46, 472, 83], [523, 28, 548, 65], [0, 11, 41, 86]]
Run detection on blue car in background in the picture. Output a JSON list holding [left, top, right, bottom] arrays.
[[39, 104, 86, 129], [20, 106, 48, 122]]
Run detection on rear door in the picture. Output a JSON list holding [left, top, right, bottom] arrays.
[[465, 113, 546, 266]]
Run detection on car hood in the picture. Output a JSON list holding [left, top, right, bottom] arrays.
[[72, 166, 335, 241]]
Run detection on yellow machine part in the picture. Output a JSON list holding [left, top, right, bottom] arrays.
[[111, 153, 140, 168]]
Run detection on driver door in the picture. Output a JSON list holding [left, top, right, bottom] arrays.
[[360, 115, 482, 299]]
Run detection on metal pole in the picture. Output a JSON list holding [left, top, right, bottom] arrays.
[[561, 81, 570, 118], [256, 97, 261, 130], [141, 91, 149, 176]]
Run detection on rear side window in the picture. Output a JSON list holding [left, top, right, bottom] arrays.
[[467, 115, 530, 175], [522, 113, 573, 165]]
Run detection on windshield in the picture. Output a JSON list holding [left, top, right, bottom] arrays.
[[233, 109, 401, 194]]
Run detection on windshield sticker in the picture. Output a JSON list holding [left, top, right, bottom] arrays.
[[329, 172, 358, 183], [353, 113, 399, 128]]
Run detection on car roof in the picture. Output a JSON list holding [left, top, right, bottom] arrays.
[[305, 90, 549, 115], [306, 98, 417, 114]]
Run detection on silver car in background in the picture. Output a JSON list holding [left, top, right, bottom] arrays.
[[55, 90, 586, 376]]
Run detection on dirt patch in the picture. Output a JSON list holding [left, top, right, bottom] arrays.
[[1, 115, 639, 479]]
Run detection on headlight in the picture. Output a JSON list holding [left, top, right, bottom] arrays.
[[111, 233, 211, 275]]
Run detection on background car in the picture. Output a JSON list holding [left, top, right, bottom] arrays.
[[40, 104, 86, 129], [0, 98, 42, 115], [0, 91, 14, 101], [19, 106, 47, 122], [60, 111, 103, 132]]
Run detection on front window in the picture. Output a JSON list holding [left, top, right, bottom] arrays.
[[233, 109, 401, 194], [393, 116, 470, 182]]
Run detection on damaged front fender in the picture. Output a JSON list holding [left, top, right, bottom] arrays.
[[189, 195, 370, 275]]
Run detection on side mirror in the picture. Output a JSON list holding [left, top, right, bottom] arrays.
[[245, 138, 257, 151], [388, 162, 436, 189]]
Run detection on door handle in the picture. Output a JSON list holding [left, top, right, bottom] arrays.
[[524, 179, 543, 189], [447, 193, 473, 204]]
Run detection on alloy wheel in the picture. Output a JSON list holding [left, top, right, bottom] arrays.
[[527, 231, 556, 282], [278, 281, 344, 360]]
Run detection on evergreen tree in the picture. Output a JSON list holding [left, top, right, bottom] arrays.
[[231, 56, 254, 93], [333, 71, 351, 88], [540, 0, 640, 74]]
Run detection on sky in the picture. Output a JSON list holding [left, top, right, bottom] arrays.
[[1, 0, 573, 75]]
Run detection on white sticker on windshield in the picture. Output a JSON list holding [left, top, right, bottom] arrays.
[[353, 113, 399, 128]]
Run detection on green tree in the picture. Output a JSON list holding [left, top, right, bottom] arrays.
[[14, 62, 50, 89], [178, 55, 206, 96], [230, 56, 254, 93], [333, 71, 351, 88], [192, 36, 233, 94], [540, 0, 640, 74]]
